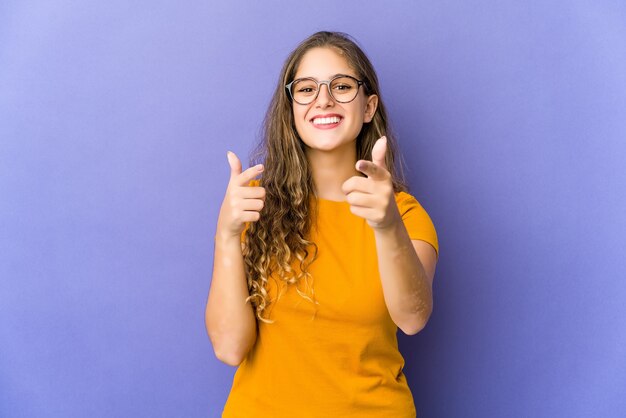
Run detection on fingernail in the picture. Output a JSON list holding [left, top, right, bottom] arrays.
[[255, 164, 264, 171]]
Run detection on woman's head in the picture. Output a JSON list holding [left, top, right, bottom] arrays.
[[262, 31, 402, 178], [289, 46, 378, 156]]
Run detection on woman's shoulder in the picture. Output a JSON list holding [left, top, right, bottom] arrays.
[[394, 190, 439, 254], [394, 190, 425, 212]]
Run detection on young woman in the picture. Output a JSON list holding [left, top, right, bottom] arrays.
[[206, 31, 439, 418]]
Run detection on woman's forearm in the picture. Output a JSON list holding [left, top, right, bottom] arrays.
[[205, 231, 257, 366], [373, 220, 433, 335], [206, 152, 264, 366]]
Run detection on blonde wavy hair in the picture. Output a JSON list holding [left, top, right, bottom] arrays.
[[243, 31, 407, 323]]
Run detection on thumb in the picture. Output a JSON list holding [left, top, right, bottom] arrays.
[[226, 151, 242, 178], [371, 136, 387, 170]]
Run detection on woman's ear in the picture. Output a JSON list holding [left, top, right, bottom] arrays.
[[364, 94, 379, 123]]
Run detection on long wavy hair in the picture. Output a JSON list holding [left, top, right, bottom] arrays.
[[243, 31, 407, 323]]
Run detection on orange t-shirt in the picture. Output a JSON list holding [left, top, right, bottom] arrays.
[[222, 192, 438, 418]]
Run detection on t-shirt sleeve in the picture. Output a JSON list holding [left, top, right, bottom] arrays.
[[395, 191, 439, 257]]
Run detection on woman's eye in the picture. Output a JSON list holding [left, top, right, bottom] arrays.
[[295, 82, 317, 94]]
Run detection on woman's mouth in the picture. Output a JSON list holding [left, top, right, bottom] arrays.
[[311, 115, 343, 129]]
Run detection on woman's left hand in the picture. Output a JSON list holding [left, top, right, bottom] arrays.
[[342, 136, 402, 231]]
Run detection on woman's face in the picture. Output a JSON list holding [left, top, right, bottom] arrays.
[[291, 47, 378, 154]]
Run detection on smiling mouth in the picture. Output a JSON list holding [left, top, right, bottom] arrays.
[[311, 116, 342, 126]]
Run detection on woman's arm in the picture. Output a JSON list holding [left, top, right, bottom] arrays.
[[372, 224, 437, 335], [206, 233, 258, 366], [342, 137, 438, 334], [205, 152, 265, 366]]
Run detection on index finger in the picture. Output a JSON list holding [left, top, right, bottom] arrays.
[[232, 163, 264, 187], [356, 160, 388, 181]]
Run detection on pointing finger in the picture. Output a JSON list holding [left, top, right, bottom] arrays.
[[356, 160, 388, 180], [227, 151, 264, 186], [236, 164, 264, 187]]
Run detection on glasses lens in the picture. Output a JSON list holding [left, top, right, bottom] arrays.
[[330, 76, 359, 103], [291, 79, 318, 104]]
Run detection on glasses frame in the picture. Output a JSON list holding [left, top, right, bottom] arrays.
[[285, 74, 365, 105]]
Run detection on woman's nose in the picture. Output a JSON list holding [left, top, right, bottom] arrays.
[[315, 83, 334, 107]]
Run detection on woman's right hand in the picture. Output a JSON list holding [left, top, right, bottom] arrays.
[[216, 151, 266, 239]]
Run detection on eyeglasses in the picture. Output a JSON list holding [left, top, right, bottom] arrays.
[[285, 75, 364, 105]]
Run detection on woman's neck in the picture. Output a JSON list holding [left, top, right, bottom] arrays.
[[306, 144, 361, 201]]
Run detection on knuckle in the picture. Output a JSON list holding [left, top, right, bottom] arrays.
[[229, 199, 239, 211]]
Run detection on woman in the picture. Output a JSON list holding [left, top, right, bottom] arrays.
[[206, 31, 438, 418]]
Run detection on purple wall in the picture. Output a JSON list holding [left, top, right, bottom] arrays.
[[1, 1, 625, 417]]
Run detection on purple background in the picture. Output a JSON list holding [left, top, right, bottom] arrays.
[[2, 1, 626, 417]]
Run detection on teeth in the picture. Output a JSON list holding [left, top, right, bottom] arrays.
[[313, 116, 341, 125]]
